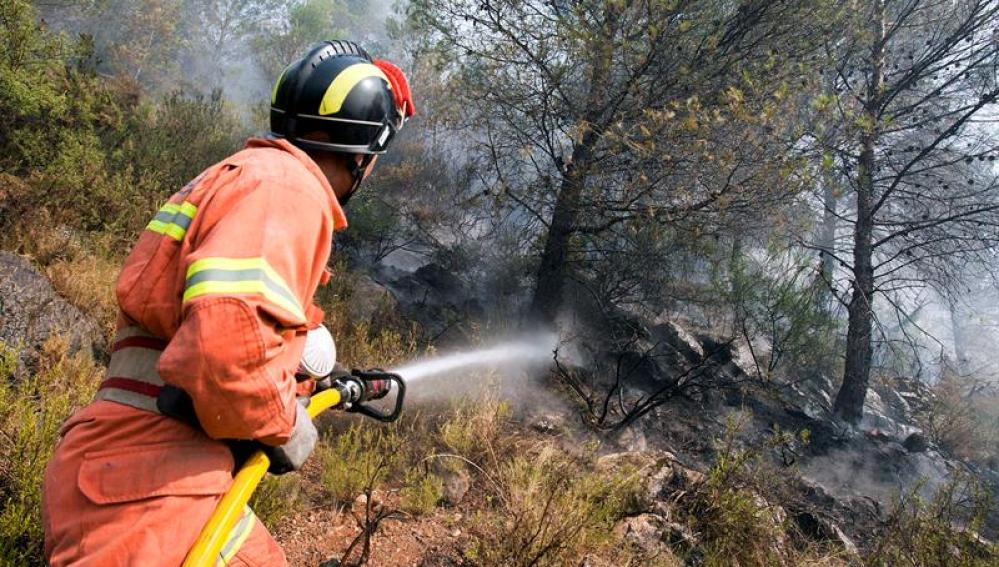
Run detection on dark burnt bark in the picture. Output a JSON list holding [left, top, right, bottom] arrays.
[[529, 7, 617, 324], [529, 147, 590, 323], [833, 1, 885, 424], [833, 137, 877, 423], [819, 175, 838, 289]]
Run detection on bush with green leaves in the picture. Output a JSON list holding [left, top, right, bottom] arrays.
[[867, 473, 997, 567], [0, 0, 245, 249], [725, 249, 839, 380]]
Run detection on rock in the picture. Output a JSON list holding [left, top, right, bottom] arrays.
[[596, 451, 659, 472], [430, 461, 471, 506], [792, 510, 860, 558], [613, 513, 666, 553], [667, 460, 707, 490], [903, 432, 930, 453], [374, 262, 485, 345], [661, 519, 699, 549], [596, 451, 694, 511], [351, 490, 385, 516], [753, 494, 788, 535], [529, 413, 566, 435], [613, 513, 698, 555], [345, 275, 398, 326], [614, 426, 649, 452], [0, 252, 102, 376], [649, 321, 704, 363]]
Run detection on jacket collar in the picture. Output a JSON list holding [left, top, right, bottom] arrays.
[[245, 137, 349, 231]]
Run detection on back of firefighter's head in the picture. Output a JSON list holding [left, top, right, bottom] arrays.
[[269, 40, 415, 204]]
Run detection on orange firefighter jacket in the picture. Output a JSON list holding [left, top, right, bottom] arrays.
[[43, 138, 346, 566], [117, 136, 346, 443]]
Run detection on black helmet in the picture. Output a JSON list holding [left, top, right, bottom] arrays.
[[270, 40, 401, 155]]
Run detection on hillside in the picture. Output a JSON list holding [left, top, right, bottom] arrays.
[[2, 1, 999, 566]]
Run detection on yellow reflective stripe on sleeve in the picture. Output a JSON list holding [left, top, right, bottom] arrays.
[[146, 200, 197, 241], [183, 257, 306, 322], [215, 506, 256, 566], [318, 63, 390, 116]]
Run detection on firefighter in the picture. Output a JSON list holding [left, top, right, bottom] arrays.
[[42, 40, 415, 566]]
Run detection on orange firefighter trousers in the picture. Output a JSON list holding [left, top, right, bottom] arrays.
[[43, 138, 347, 566]]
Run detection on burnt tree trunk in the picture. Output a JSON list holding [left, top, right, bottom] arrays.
[[530, 149, 590, 323], [529, 8, 617, 324], [833, 1, 885, 424]]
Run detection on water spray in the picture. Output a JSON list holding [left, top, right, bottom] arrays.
[[390, 332, 558, 384]]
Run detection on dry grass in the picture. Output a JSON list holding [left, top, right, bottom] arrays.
[[465, 444, 644, 567], [0, 336, 102, 567], [249, 474, 304, 529], [2, 219, 120, 339]]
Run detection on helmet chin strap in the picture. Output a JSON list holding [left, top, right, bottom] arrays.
[[339, 154, 375, 206]]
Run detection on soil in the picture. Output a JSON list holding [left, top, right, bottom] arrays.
[[274, 479, 469, 566]]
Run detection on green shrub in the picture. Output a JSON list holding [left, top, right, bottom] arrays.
[[725, 249, 839, 379], [867, 473, 997, 567], [469, 444, 641, 567], [250, 474, 303, 529], [317, 424, 402, 504], [0, 1, 244, 251], [0, 337, 102, 567], [399, 468, 443, 516], [439, 398, 511, 463], [920, 370, 999, 466]]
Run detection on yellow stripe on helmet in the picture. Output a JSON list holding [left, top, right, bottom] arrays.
[[272, 66, 289, 105], [318, 63, 391, 116]]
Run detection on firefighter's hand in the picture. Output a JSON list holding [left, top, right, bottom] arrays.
[[314, 361, 351, 393], [264, 402, 317, 475]]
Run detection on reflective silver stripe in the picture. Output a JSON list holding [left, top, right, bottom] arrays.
[[216, 507, 256, 565], [95, 326, 166, 414], [186, 267, 301, 312], [95, 387, 160, 413], [290, 112, 383, 126], [106, 346, 164, 388]]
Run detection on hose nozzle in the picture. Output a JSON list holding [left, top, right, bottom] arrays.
[[333, 369, 406, 422]]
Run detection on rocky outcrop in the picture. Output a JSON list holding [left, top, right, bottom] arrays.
[[429, 460, 471, 506], [613, 513, 696, 557], [344, 274, 400, 328], [0, 252, 103, 376], [372, 263, 485, 345]]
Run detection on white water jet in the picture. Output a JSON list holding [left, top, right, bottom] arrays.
[[391, 333, 558, 384]]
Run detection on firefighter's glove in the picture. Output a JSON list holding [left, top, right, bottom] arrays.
[[156, 385, 199, 429], [264, 402, 318, 475]]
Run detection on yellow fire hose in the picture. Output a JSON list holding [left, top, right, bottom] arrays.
[[182, 369, 405, 567], [182, 388, 342, 567]]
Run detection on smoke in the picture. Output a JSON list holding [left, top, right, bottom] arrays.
[[34, 0, 403, 113], [801, 446, 951, 504]]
